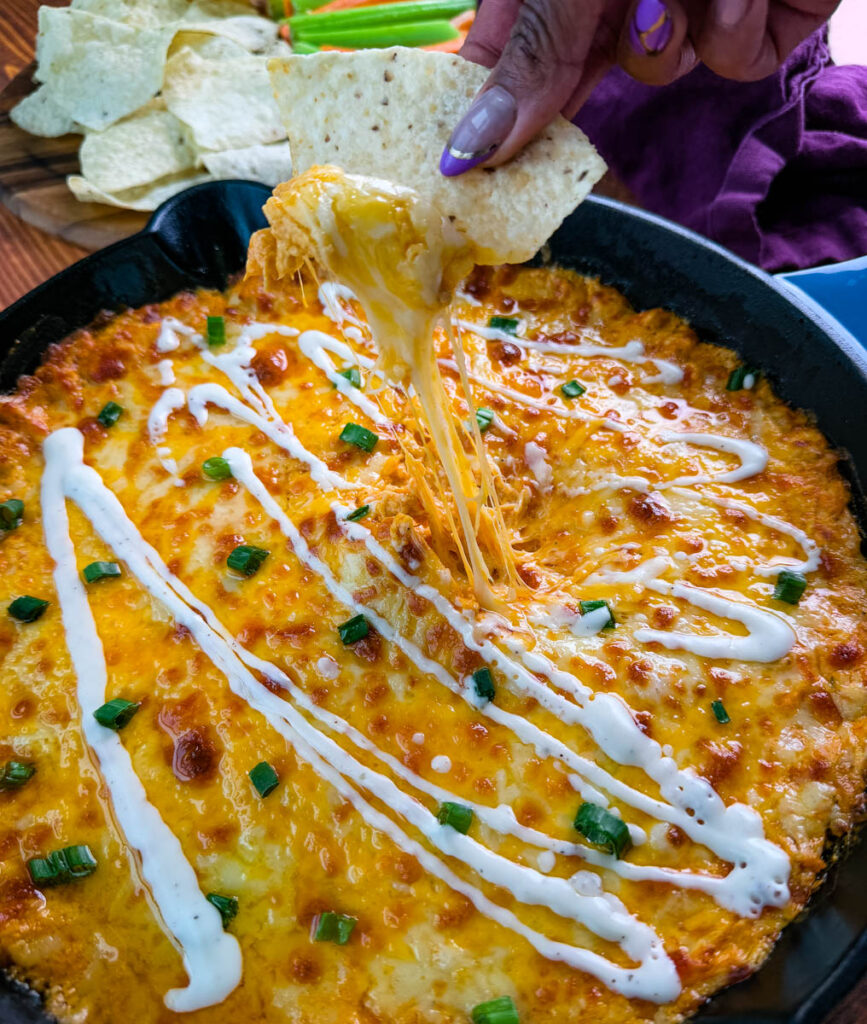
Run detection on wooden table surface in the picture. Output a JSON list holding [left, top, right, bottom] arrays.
[[0, 3, 865, 1022]]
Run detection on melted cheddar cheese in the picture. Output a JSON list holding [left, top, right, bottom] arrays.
[[1, 258, 866, 1024]]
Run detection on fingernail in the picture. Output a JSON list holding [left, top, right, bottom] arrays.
[[629, 0, 673, 56], [439, 85, 517, 177], [713, 0, 750, 30]]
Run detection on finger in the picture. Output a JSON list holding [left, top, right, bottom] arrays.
[[696, 0, 781, 80], [617, 0, 699, 85], [460, 0, 523, 69], [440, 0, 607, 176]]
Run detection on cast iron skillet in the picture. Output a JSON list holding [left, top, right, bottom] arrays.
[[1, 180, 866, 1024]]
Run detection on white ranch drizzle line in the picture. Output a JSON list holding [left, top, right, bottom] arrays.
[[669, 487, 821, 577], [147, 387, 186, 483], [438, 357, 625, 432], [330, 503, 791, 916], [585, 557, 796, 663], [156, 359, 176, 386], [186, 382, 349, 492], [318, 281, 365, 329], [48, 430, 679, 1003], [660, 431, 768, 485], [156, 317, 199, 353], [220, 449, 679, 999], [638, 580, 795, 663], [452, 320, 685, 385], [40, 429, 242, 1013], [296, 330, 387, 426]]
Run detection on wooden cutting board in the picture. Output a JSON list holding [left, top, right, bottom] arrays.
[[0, 64, 149, 254]]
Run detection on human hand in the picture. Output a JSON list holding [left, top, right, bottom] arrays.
[[439, 0, 842, 176]]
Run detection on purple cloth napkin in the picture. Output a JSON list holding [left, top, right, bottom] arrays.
[[575, 30, 867, 272]]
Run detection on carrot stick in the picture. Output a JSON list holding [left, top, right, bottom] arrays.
[[450, 8, 474, 30], [424, 33, 464, 51]]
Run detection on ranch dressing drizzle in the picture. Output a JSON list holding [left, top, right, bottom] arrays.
[[296, 330, 387, 425], [660, 431, 769, 485], [156, 317, 199, 353], [40, 429, 242, 1013], [147, 387, 186, 482], [44, 430, 679, 1003], [438, 358, 625, 432], [453, 320, 684, 385], [586, 559, 796, 663], [186, 382, 349, 491], [329, 503, 790, 916], [669, 488, 821, 576]]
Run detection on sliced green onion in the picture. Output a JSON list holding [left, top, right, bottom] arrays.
[[97, 401, 123, 428], [227, 545, 270, 577], [471, 996, 520, 1024], [338, 614, 369, 645], [560, 379, 586, 399], [0, 760, 35, 791], [202, 456, 232, 480], [346, 504, 370, 522], [488, 315, 519, 335], [773, 569, 807, 605], [28, 844, 97, 887], [206, 315, 226, 348], [313, 910, 356, 945], [472, 667, 495, 702], [578, 598, 615, 629], [711, 698, 730, 724], [291, 40, 321, 53], [82, 561, 121, 584], [726, 365, 761, 391], [335, 367, 362, 388], [573, 802, 631, 858], [290, 0, 472, 33], [436, 801, 473, 834], [0, 498, 24, 532], [340, 422, 378, 452], [93, 698, 140, 731], [249, 760, 279, 797], [267, 0, 285, 19], [8, 596, 49, 622], [475, 407, 494, 433], [206, 892, 239, 928]]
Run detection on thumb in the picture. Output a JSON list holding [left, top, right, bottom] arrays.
[[440, 0, 607, 176]]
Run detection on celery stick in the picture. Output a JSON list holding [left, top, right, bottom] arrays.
[[291, 40, 322, 53], [290, 0, 472, 34], [294, 18, 459, 46], [290, 0, 333, 13]]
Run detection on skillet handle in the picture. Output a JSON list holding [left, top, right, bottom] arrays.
[[775, 256, 867, 347]]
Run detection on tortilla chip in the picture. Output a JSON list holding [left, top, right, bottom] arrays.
[[167, 31, 252, 61], [268, 48, 606, 264], [69, 0, 189, 29], [201, 142, 292, 185], [79, 107, 197, 192], [181, 13, 283, 54], [35, 8, 173, 130], [9, 85, 82, 138], [163, 47, 286, 150], [67, 169, 213, 211]]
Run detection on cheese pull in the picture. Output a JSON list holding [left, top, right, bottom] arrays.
[[248, 166, 518, 606]]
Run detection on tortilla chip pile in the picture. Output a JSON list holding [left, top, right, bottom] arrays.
[[11, 0, 293, 210]]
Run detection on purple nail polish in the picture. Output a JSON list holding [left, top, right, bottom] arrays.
[[438, 85, 517, 177], [629, 0, 673, 56]]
